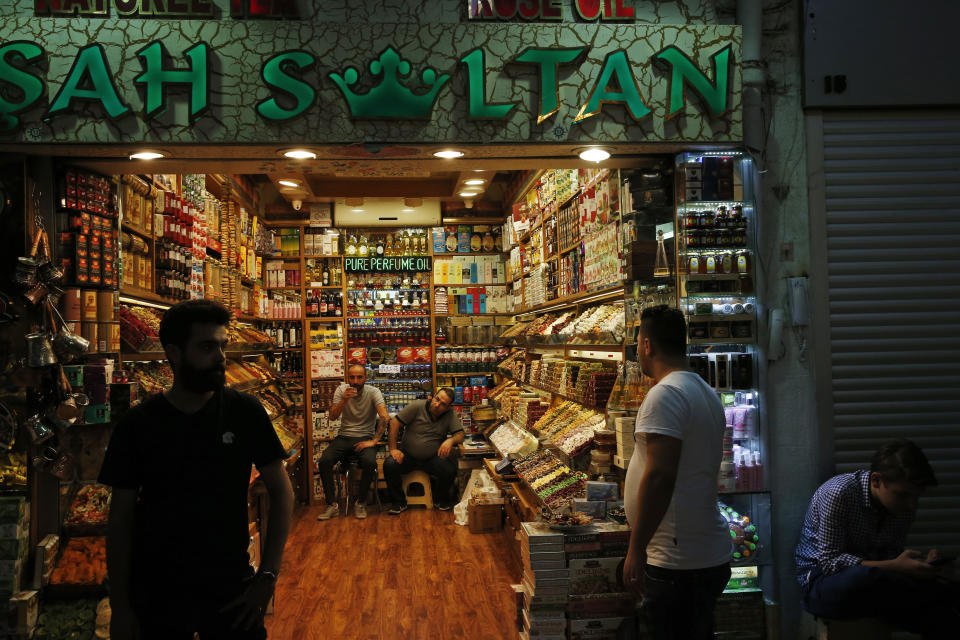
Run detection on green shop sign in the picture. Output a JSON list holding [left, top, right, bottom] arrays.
[[0, 22, 741, 144], [345, 256, 432, 273]]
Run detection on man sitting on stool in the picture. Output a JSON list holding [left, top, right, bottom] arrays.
[[794, 438, 959, 638], [317, 365, 389, 521], [384, 388, 464, 514]]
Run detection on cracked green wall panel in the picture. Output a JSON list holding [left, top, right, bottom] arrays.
[[0, 20, 740, 144]]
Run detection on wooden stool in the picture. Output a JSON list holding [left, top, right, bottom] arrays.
[[814, 616, 893, 640], [401, 470, 433, 509]]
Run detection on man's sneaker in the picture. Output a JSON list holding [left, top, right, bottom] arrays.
[[354, 502, 367, 519], [387, 504, 408, 515], [437, 502, 455, 511], [317, 504, 339, 521]]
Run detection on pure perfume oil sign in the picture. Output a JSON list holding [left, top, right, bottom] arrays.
[[345, 257, 432, 273]]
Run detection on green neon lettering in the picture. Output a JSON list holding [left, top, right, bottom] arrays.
[[653, 44, 732, 119], [258, 50, 316, 121], [47, 44, 130, 120], [135, 41, 209, 121], [460, 48, 516, 120], [575, 50, 650, 123], [0, 41, 45, 131], [514, 47, 585, 123]]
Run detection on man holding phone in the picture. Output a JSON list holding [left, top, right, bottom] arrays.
[[794, 439, 959, 637], [316, 365, 389, 520]]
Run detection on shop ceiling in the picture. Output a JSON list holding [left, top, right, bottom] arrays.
[[13, 141, 716, 216]]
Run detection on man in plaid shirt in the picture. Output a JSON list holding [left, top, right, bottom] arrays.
[[794, 439, 959, 637]]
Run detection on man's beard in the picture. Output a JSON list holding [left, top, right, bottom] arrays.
[[180, 361, 226, 393]]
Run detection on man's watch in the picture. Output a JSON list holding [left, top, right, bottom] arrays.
[[257, 569, 279, 582]]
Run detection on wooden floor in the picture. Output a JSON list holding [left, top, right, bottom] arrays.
[[266, 504, 522, 640]]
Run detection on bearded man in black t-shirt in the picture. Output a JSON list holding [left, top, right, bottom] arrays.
[[100, 300, 294, 640]]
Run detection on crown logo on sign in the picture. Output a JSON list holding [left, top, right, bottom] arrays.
[[329, 47, 450, 119]]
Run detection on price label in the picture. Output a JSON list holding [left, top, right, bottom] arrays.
[[379, 364, 401, 374]]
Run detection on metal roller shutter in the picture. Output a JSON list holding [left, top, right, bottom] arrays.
[[820, 110, 960, 555]]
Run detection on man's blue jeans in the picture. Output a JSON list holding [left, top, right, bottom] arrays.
[[640, 562, 731, 640], [804, 565, 960, 639]]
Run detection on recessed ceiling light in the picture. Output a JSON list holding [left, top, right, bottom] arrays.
[[129, 151, 165, 160], [351, 208, 365, 213], [434, 150, 464, 159], [278, 179, 299, 187], [464, 179, 485, 186], [459, 191, 480, 198], [283, 149, 316, 160], [578, 147, 611, 163], [472, 169, 486, 172], [401, 208, 416, 213]]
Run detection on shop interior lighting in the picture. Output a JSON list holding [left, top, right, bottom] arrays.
[[351, 209, 365, 213], [434, 149, 465, 159], [119, 295, 171, 311], [401, 208, 416, 213], [464, 179, 485, 185], [129, 151, 165, 160], [578, 147, 611, 163], [283, 149, 317, 160], [459, 191, 480, 198], [403, 198, 423, 207], [278, 179, 300, 187]]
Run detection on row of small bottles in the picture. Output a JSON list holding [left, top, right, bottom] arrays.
[[263, 321, 301, 348], [347, 317, 431, 345], [271, 352, 304, 376], [156, 239, 192, 275], [305, 259, 342, 286], [157, 270, 193, 300], [345, 230, 430, 257], [306, 291, 343, 317], [436, 347, 501, 373], [347, 290, 429, 312], [346, 273, 429, 290]]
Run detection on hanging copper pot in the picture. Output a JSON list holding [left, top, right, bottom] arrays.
[[13, 257, 39, 287], [25, 332, 57, 367]]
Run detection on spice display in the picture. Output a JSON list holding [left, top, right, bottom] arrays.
[[50, 537, 108, 585], [124, 361, 173, 396], [489, 421, 538, 457], [64, 484, 111, 528], [514, 449, 587, 511], [34, 597, 101, 640], [558, 304, 625, 343]]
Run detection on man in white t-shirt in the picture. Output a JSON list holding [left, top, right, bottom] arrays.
[[622, 305, 732, 640]]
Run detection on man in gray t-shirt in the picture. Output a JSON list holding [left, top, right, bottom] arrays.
[[316, 365, 389, 521], [383, 388, 464, 514]]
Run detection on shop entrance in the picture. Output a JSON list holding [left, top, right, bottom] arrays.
[[4, 142, 767, 639]]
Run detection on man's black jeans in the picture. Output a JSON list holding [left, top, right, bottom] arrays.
[[640, 562, 730, 640], [383, 452, 458, 507], [317, 436, 378, 506]]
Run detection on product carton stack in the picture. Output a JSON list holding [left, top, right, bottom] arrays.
[[517, 521, 639, 640], [613, 416, 635, 469], [519, 522, 568, 640], [0, 497, 35, 638]]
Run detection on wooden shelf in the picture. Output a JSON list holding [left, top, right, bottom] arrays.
[[259, 254, 303, 261], [118, 287, 177, 308], [685, 273, 750, 281], [306, 317, 344, 322], [311, 377, 343, 381], [432, 283, 508, 288], [121, 220, 153, 240], [433, 251, 508, 256], [559, 240, 582, 255], [515, 283, 624, 316], [345, 313, 429, 319], [688, 337, 754, 345], [266, 287, 301, 291], [685, 314, 754, 322]]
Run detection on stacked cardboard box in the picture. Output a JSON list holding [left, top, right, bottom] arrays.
[[0, 498, 28, 601], [614, 416, 635, 469], [518, 521, 637, 640]]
